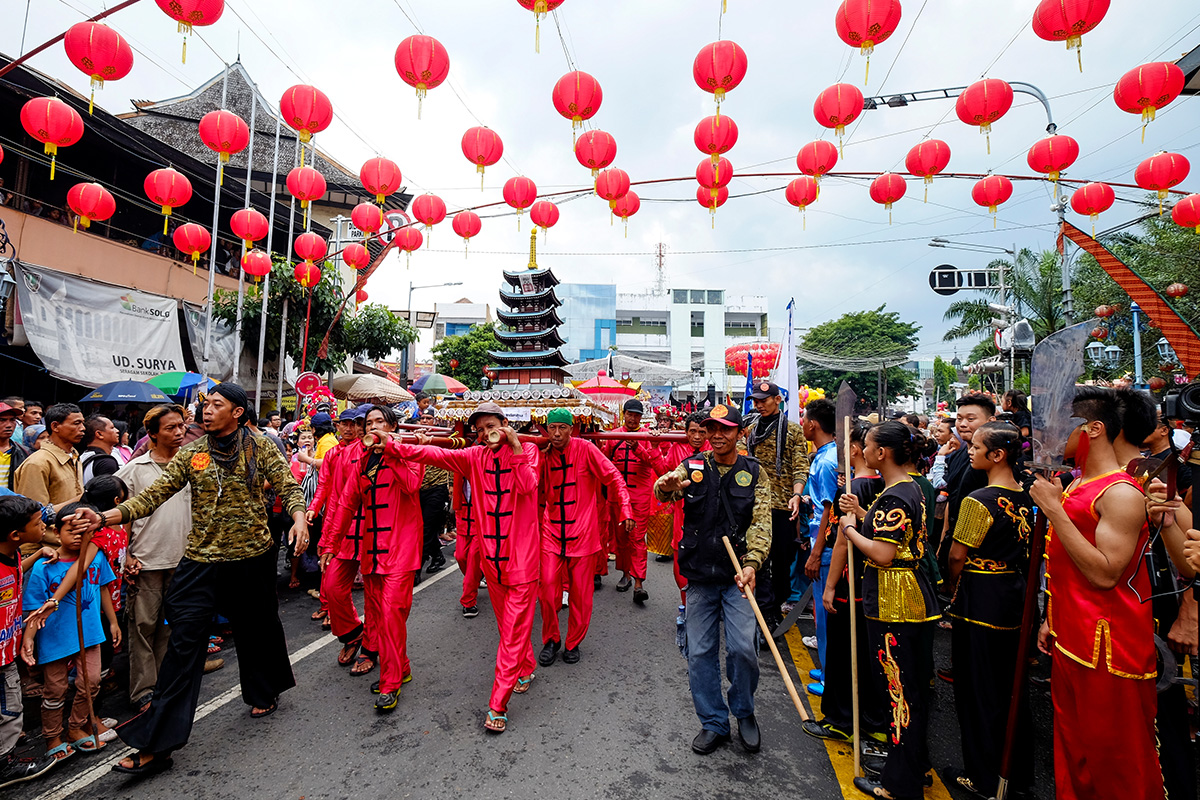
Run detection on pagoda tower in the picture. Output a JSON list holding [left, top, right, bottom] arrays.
[[489, 230, 568, 386]]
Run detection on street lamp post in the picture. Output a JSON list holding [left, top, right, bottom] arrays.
[[1131, 301, 1145, 388], [404, 280, 463, 379]]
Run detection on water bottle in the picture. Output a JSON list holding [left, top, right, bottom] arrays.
[[675, 604, 688, 657]]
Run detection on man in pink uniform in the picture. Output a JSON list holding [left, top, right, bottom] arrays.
[[601, 399, 667, 605], [538, 408, 633, 667], [398, 403, 540, 735], [311, 407, 372, 672], [323, 405, 423, 713]]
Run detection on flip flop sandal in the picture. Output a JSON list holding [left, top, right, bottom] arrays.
[[337, 638, 362, 666], [311, 609, 328, 620], [209, 636, 225, 646], [483, 710, 507, 733], [206, 643, 221, 655], [45, 742, 75, 762], [512, 674, 535, 694], [321, 618, 332, 630], [71, 734, 106, 754], [350, 655, 376, 676], [111, 754, 173, 776], [250, 701, 278, 719]]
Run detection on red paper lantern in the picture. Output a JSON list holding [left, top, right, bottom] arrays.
[[1114, 62, 1185, 140], [797, 140, 839, 192], [356, 289, 369, 305], [230, 208, 269, 250], [198, 109, 249, 167], [785, 176, 819, 228], [696, 157, 732, 199], [574, 130, 617, 178], [516, 0, 565, 52], [1032, 0, 1109, 71], [1095, 304, 1115, 318], [154, 0, 223, 62], [869, 172, 906, 224], [1135, 151, 1189, 213], [697, 185, 729, 227], [1165, 282, 1189, 298], [394, 226, 423, 268], [294, 231, 327, 268], [351, 202, 384, 242], [0, 144, 4, 166], [449, 359, 460, 370], [1026, 134, 1080, 192], [813, 84, 864, 154], [1148, 376, 1168, 391], [452, 210, 482, 257], [694, 115, 738, 172], [503, 177, 538, 228], [66, 182, 114, 231], [287, 166, 327, 226], [63, 22, 133, 114], [293, 262, 322, 289], [241, 249, 272, 279], [612, 191, 640, 237], [173, 222, 211, 270], [530, 200, 560, 235], [955, 79, 1014, 153], [904, 140, 950, 202], [342, 242, 370, 271], [279, 84, 332, 144], [693, 41, 748, 113], [394, 35, 450, 117], [1090, 327, 1108, 341], [972, 174, 1014, 225], [1070, 182, 1115, 234], [595, 168, 630, 210], [359, 157, 402, 205], [143, 167, 192, 234], [552, 71, 602, 136], [834, 0, 902, 83], [20, 97, 83, 180], [411, 194, 447, 246], [461, 127, 504, 190], [1171, 194, 1200, 234]]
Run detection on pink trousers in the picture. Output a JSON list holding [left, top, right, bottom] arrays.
[[539, 552, 596, 650], [487, 580, 537, 713], [615, 495, 650, 581], [322, 557, 366, 647], [362, 571, 414, 694], [456, 534, 483, 609]]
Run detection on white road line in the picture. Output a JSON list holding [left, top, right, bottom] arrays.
[[32, 564, 461, 800]]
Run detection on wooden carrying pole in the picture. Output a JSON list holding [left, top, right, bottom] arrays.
[[72, 526, 102, 750], [721, 536, 810, 723], [843, 416, 862, 777]]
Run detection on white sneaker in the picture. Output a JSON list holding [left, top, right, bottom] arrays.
[[802, 635, 818, 649], [561, 590, 570, 608]]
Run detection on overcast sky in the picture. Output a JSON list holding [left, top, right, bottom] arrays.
[[7, 0, 1199, 363]]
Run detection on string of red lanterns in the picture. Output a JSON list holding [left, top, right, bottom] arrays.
[[904, 140, 951, 202], [834, 0, 902, 84], [66, 182, 115, 231], [411, 194, 448, 246], [63, 22, 133, 114], [452, 210, 482, 257], [143, 167, 192, 234], [20, 97, 83, 180]]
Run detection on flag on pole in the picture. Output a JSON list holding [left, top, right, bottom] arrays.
[[606, 349, 615, 377], [742, 352, 755, 415], [777, 298, 801, 421]]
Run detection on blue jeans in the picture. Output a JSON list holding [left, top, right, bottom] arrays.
[[813, 561, 830, 671], [685, 581, 759, 734]]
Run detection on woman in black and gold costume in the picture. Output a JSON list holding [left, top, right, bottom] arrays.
[[944, 422, 1033, 798], [839, 421, 940, 800]]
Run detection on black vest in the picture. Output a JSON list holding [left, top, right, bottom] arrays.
[[677, 453, 760, 584]]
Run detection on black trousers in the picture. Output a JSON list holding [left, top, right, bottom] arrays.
[[755, 509, 798, 616], [951, 620, 1031, 794], [118, 550, 296, 755], [419, 485, 449, 563], [866, 619, 934, 799], [822, 599, 889, 735]]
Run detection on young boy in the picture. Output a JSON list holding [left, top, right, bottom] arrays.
[[0, 495, 58, 787], [22, 503, 120, 761]]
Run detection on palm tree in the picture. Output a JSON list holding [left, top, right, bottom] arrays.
[[941, 248, 1068, 342]]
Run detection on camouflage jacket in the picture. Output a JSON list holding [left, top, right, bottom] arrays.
[[117, 432, 305, 563], [742, 415, 811, 511]]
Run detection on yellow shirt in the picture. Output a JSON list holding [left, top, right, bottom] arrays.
[[0, 450, 9, 489], [314, 433, 338, 461]]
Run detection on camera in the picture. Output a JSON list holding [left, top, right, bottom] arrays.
[[1161, 380, 1200, 425]]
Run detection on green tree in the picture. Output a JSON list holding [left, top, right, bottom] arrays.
[[431, 323, 504, 390], [932, 356, 958, 400], [942, 248, 1070, 343], [213, 256, 417, 376], [797, 305, 920, 408]]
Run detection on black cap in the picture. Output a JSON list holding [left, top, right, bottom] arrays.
[[703, 404, 744, 428], [622, 399, 645, 415], [748, 381, 781, 400]]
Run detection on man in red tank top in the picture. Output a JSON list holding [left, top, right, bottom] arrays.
[[1030, 386, 1161, 800]]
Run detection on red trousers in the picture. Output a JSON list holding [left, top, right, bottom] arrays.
[[615, 494, 650, 580], [595, 503, 615, 577], [539, 552, 595, 650], [456, 534, 483, 609], [487, 580, 538, 713], [362, 572, 414, 694], [322, 557, 365, 645], [1051, 654, 1162, 800]]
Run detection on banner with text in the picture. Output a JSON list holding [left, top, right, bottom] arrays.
[[14, 263, 186, 388]]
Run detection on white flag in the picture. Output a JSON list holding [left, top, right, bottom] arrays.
[[777, 298, 801, 421]]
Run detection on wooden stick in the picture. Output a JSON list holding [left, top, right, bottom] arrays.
[[843, 415, 862, 778], [72, 526, 102, 750], [721, 536, 811, 722]]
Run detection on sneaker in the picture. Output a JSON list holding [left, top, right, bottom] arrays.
[[462, 605, 479, 619], [479, 577, 487, 588], [801, 635, 818, 649], [806, 681, 824, 697], [801, 719, 852, 742], [780, 601, 797, 616], [0, 752, 56, 789], [371, 674, 412, 693], [809, 668, 823, 681], [593, 575, 602, 591], [561, 590, 569, 608], [374, 691, 399, 713]]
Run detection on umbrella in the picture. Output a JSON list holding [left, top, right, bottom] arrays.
[[146, 371, 219, 399], [81, 381, 170, 404], [572, 371, 637, 405], [410, 373, 469, 395], [329, 374, 414, 403]]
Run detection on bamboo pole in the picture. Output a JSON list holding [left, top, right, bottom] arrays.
[[843, 415, 862, 777], [72, 525, 102, 750]]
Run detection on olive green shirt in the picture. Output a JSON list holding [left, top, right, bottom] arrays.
[[743, 416, 811, 511], [116, 433, 305, 563]]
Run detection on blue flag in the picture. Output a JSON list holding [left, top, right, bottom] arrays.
[[742, 352, 755, 415]]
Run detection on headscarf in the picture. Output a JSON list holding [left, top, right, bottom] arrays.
[[22, 424, 45, 449], [210, 383, 251, 426]]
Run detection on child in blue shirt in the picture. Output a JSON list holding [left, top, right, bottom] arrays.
[[21, 503, 120, 760]]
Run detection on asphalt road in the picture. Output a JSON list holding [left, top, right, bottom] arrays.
[[9, 551, 1193, 800]]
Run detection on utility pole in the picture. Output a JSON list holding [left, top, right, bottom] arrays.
[[653, 243, 667, 295]]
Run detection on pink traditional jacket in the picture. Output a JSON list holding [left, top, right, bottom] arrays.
[[539, 437, 634, 559], [312, 439, 366, 561], [395, 441, 541, 587], [602, 430, 670, 500]]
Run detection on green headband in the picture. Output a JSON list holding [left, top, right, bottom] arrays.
[[546, 408, 573, 425]]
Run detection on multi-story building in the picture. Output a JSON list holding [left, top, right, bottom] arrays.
[[556, 283, 616, 363], [432, 299, 491, 341]]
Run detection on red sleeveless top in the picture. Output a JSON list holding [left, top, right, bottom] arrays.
[[1045, 469, 1155, 680]]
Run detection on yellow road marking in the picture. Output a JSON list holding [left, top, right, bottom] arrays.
[[783, 627, 954, 800]]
